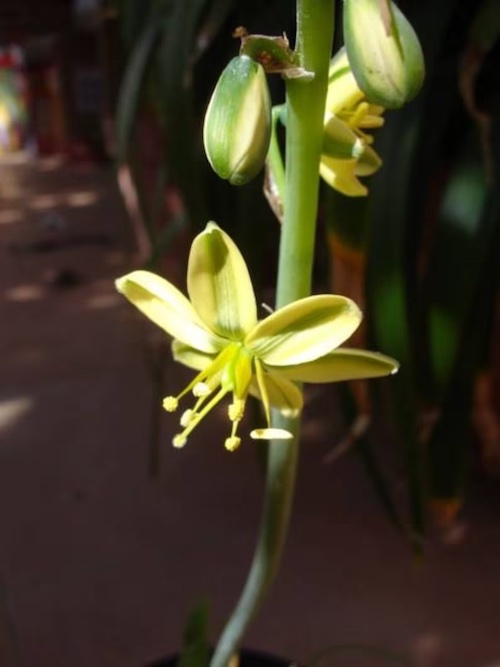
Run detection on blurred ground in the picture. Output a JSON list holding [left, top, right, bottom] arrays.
[[1, 154, 500, 667]]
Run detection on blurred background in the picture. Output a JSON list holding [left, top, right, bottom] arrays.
[[1, 0, 500, 665]]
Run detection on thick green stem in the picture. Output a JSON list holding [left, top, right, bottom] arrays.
[[209, 3, 334, 667]]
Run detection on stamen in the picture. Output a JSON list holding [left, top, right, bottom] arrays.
[[180, 409, 194, 427], [170, 385, 229, 447], [193, 382, 212, 397], [162, 344, 246, 449], [360, 131, 374, 144], [349, 101, 369, 129], [173, 434, 187, 448], [228, 399, 245, 422], [223, 406, 244, 452], [163, 345, 235, 414], [261, 302, 274, 315], [163, 396, 178, 412], [358, 115, 385, 129], [254, 359, 271, 427], [225, 436, 241, 452]]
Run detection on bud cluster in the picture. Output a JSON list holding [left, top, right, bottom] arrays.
[[203, 4, 424, 194]]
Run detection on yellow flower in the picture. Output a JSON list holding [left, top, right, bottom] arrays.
[[320, 48, 385, 197], [116, 223, 398, 451]]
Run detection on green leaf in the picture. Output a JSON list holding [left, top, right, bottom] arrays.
[[156, 0, 213, 225], [365, 0, 479, 545], [427, 126, 500, 501], [115, 3, 164, 164], [425, 162, 487, 397], [338, 384, 408, 538], [145, 209, 190, 270], [178, 600, 211, 667], [365, 73, 424, 546]]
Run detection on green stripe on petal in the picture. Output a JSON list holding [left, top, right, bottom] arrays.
[[275, 348, 399, 383], [116, 271, 221, 354], [246, 295, 362, 366], [326, 47, 365, 114], [187, 222, 258, 340]]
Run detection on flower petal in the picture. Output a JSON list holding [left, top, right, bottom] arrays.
[[187, 222, 257, 339], [246, 295, 362, 366], [116, 271, 222, 353], [326, 47, 365, 115], [353, 142, 382, 175], [320, 155, 368, 196], [276, 348, 399, 383], [171, 340, 216, 371], [322, 113, 365, 160], [250, 369, 303, 415]]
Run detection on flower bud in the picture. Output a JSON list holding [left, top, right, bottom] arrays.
[[203, 55, 271, 186], [343, 0, 425, 109]]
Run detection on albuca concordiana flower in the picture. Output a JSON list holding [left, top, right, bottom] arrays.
[[116, 223, 398, 451], [320, 48, 386, 197]]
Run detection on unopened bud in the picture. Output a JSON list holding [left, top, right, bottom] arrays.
[[343, 0, 425, 109], [203, 55, 271, 186]]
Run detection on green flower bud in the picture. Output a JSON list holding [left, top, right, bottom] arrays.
[[203, 55, 271, 186], [343, 0, 425, 109]]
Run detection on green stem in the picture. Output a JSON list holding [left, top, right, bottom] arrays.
[[209, 3, 334, 667]]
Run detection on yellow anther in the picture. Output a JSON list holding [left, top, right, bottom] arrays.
[[180, 409, 194, 427], [281, 407, 300, 418], [193, 382, 211, 397], [228, 400, 245, 422], [173, 434, 187, 448], [348, 101, 369, 129], [359, 114, 385, 129], [163, 396, 178, 412], [250, 427, 293, 440], [225, 436, 241, 452], [360, 131, 374, 144], [368, 104, 384, 115]]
